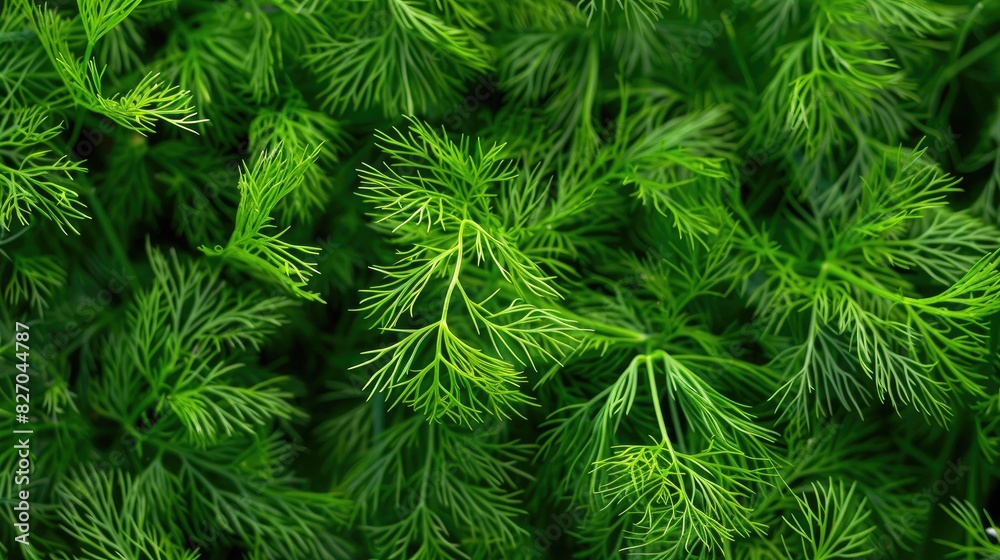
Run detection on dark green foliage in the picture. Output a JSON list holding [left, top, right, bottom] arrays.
[[2, 0, 1000, 559]]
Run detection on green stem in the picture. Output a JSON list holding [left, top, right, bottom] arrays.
[[989, 312, 1000, 371], [68, 42, 97, 149], [556, 306, 652, 344], [823, 261, 894, 295], [949, 3, 983, 68], [666, 388, 686, 454], [373, 391, 384, 437], [646, 356, 672, 445], [646, 350, 687, 453], [944, 30, 1000, 81], [823, 261, 962, 316], [67, 110, 88, 151], [724, 15, 755, 95], [915, 413, 968, 557], [420, 423, 436, 505], [441, 221, 466, 322], [84, 189, 138, 291]]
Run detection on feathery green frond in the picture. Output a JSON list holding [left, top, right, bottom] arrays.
[[0, 107, 88, 233], [781, 478, 876, 560], [200, 143, 325, 302], [54, 467, 200, 560], [937, 498, 1000, 557], [2, 254, 66, 315], [5, 0, 1000, 558], [78, 0, 145, 46], [355, 118, 580, 425], [306, 0, 491, 116]]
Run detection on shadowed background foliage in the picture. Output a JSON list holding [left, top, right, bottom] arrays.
[[2, 0, 1000, 559]]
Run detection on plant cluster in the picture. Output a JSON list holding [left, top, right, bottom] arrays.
[[1, 0, 1000, 559]]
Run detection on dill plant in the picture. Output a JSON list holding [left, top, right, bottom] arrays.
[[1, 0, 1000, 559]]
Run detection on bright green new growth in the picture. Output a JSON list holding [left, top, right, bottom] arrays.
[[0, 107, 88, 233], [26, 2, 206, 136], [248, 97, 350, 223], [92, 244, 296, 442], [543, 346, 778, 556], [78, 0, 145, 46], [938, 498, 1000, 558], [57, 60, 206, 135], [200, 143, 325, 302], [355, 117, 579, 425], [760, 145, 1000, 426]]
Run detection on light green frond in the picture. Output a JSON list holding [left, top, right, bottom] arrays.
[[781, 478, 876, 560], [55, 467, 199, 560], [78, 0, 145, 46], [306, 0, 491, 116], [0, 107, 88, 233], [200, 143, 325, 302], [936, 498, 1000, 557], [355, 119, 579, 425]]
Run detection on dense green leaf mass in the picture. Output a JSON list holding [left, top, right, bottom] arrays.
[[1, 0, 1000, 559]]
